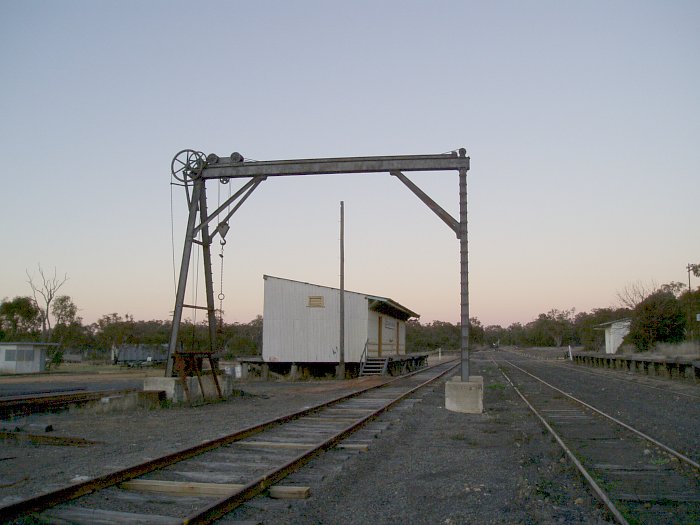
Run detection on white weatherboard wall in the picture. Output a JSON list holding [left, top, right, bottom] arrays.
[[605, 320, 631, 354], [262, 276, 415, 363], [367, 309, 407, 356], [0, 343, 48, 374], [263, 276, 369, 363]]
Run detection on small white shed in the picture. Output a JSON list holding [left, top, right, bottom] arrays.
[[595, 319, 631, 354], [0, 342, 56, 374], [262, 275, 419, 364]]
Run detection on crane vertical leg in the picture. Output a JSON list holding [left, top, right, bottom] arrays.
[[198, 182, 219, 354], [459, 167, 470, 381], [166, 180, 202, 377]]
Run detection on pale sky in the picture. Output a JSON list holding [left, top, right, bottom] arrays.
[[1, 1, 698, 328]]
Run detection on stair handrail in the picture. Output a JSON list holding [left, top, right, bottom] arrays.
[[381, 356, 389, 375], [359, 339, 369, 376]]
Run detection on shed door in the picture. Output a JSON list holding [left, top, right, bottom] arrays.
[[377, 316, 383, 357], [396, 320, 400, 355]]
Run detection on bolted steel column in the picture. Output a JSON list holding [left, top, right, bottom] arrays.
[[459, 163, 470, 381], [166, 179, 203, 376], [198, 181, 219, 354]]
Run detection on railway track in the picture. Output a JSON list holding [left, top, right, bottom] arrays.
[[1, 359, 457, 524], [0, 389, 140, 420], [496, 357, 700, 525], [505, 349, 700, 400]]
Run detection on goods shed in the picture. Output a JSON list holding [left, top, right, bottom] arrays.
[[595, 319, 631, 354], [0, 342, 58, 374], [262, 275, 419, 368]]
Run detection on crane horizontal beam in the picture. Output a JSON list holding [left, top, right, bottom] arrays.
[[200, 151, 469, 179]]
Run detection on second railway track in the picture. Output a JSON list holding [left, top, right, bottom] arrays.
[[496, 356, 700, 525], [0, 389, 140, 420], [2, 359, 458, 524]]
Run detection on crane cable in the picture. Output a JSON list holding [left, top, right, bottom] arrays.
[[216, 180, 231, 334]]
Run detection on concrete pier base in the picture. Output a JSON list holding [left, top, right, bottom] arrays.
[[445, 375, 483, 414], [144, 375, 233, 403]]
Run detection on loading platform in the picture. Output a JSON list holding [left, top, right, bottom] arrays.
[[229, 353, 429, 380]]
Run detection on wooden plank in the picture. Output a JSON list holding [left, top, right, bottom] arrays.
[[324, 408, 374, 412], [215, 521, 262, 525], [41, 507, 180, 525], [107, 488, 206, 506], [121, 479, 243, 496], [269, 485, 311, 499], [236, 440, 315, 449], [184, 461, 276, 475], [275, 429, 335, 436], [0, 431, 101, 447], [206, 451, 281, 463], [172, 471, 244, 484], [191, 459, 274, 470], [122, 479, 311, 502], [336, 443, 369, 451], [613, 492, 700, 503], [593, 464, 670, 471], [302, 417, 358, 423]]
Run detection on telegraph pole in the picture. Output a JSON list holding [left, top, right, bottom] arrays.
[[687, 264, 693, 292], [338, 201, 345, 379]]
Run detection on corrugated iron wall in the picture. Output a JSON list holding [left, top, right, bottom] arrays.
[[262, 276, 369, 363]]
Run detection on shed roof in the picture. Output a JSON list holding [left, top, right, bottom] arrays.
[[0, 342, 60, 347], [263, 275, 419, 321], [594, 318, 632, 329]]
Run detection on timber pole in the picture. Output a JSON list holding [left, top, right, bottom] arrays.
[[338, 201, 345, 379]]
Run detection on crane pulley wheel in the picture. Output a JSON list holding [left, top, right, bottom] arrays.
[[171, 149, 207, 182]]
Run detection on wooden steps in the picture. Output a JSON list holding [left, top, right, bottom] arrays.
[[360, 357, 389, 376]]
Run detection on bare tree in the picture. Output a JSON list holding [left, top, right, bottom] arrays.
[[659, 281, 687, 297], [26, 264, 68, 341], [616, 280, 658, 310]]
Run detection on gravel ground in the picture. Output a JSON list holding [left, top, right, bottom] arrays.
[[498, 349, 700, 464], [0, 377, 380, 505], [0, 353, 622, 523], [225, 352, 612, 524]]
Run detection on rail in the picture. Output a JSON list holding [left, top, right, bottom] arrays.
[[0, 389, 139, 419], [496, 358, 700, 524], [1, 359, 458, 523]]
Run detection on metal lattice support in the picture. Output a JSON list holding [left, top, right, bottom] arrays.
[[167, 149, 470, 379]]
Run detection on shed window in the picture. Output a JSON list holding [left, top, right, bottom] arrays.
[[5, 350, 16, 362], [307, 296, 325, 308], [18, 349, 33, 361]]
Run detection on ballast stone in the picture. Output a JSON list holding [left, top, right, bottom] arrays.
[[445, 375, 484, 414]]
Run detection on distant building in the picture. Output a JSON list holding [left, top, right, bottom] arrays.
[[262, 275, 419, 364], [112, 344, 169, 365], [0, 342, 58, 374], [595, 319, 631, 354]]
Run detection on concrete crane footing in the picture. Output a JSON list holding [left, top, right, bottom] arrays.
[[445, 375, 483, 413]]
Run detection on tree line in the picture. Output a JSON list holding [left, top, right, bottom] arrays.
[[0, 294, 264, 362], [406, 280, 699, 353], [2, 268, 699, 363]]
